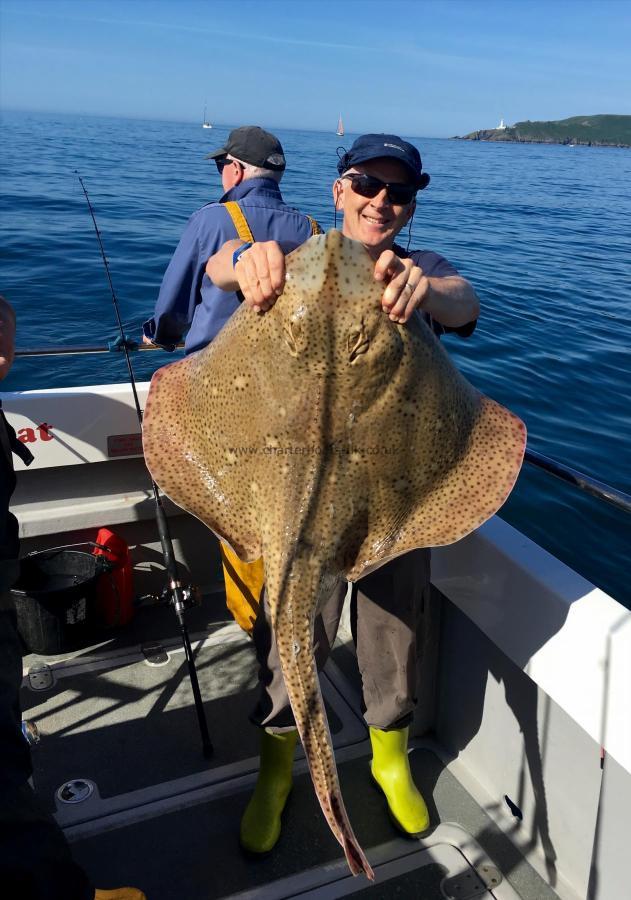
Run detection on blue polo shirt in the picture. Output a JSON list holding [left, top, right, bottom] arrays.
[[394, 243, 477, 338], [144, 178, 315, 354]]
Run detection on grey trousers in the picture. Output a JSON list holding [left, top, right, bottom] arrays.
[[250, 548, 431, 732]]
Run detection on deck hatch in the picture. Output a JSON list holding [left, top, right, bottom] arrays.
[[441, 862, 502, 898], [57, 778, 96, 804], [141, 642, 170, 666]]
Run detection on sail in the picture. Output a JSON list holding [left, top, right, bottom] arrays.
[[336, 114, 344, 136], [202, 104, 212, 129]]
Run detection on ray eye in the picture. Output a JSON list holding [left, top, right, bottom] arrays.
[[348, 323, 370, 362], [283, 321, 300, 357]]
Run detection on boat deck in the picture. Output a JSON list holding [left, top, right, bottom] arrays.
[[21, 592, 561, 900]]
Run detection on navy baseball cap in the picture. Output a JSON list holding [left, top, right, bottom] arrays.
[[206, 126, 286, 171], [337, 134, 430, 190]]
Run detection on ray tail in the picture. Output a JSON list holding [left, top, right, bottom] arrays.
[[269, 563, 374, 880]]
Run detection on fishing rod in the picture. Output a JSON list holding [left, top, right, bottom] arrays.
[[77, 172, 213, 758]]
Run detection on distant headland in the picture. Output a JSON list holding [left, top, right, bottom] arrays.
[[452, 115, 631, 148]]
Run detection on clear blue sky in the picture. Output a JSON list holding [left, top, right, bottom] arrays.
[[1, 0, 630, 137]]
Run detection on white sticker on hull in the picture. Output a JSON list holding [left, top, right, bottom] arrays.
[[2, 382, 150, 470]]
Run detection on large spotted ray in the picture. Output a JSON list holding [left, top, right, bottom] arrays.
[[143, 230, 526, 880]]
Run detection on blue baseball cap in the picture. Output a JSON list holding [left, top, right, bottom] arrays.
[[337, 133, 430, 190]]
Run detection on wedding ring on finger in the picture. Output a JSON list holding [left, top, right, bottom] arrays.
[[403, 281, 414, 294]]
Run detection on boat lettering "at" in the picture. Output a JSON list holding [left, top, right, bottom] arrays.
[[17, 423, 54, 444]]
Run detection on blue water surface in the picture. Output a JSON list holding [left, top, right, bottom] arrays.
[[1, 110, 630, 607]]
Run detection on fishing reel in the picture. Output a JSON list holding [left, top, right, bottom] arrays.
[[160, 582, 202, 613], [140, 583, 202, 612]]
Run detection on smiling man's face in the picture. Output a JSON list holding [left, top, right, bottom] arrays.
[[333, 158, 416, 260]]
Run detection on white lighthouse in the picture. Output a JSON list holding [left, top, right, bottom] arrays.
[[496, 118, 508, 131]]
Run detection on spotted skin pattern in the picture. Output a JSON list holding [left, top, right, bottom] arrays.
[[143, 231, 526, 880]]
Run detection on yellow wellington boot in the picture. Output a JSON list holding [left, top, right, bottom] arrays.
[[240, 728, 299, 854], [369, 726, 430, 836], [94, 890, 147, 899]]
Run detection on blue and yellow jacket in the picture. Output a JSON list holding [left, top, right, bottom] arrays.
[[144, 178, 316, 354]]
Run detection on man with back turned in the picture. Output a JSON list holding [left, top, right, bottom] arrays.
[[143, 125, 319, 354], [144, 125, 321, 634]]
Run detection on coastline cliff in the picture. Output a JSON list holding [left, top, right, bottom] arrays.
[[452, 115, 631, 148]]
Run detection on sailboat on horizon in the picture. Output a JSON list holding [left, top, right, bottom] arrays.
[[336, 113, 344, 136], [202, 103, 212, 129]]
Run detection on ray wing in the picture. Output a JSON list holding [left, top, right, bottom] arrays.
[[142, 320, 265, 561], [346, 316, 526, 580]]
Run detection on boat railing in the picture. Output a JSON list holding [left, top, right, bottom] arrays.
[[11, 344, 631, 516], [15, 342, 184, 357], [524, 449, 631, 515]]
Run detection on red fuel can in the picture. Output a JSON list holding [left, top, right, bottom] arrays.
[[93, 528, 135, 627]]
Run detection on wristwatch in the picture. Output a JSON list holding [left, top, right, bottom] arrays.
[[232, 242, 253, 269]]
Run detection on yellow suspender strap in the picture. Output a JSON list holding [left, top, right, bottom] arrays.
[[223, 201, 255, 243], [224, 200, 322, 242]]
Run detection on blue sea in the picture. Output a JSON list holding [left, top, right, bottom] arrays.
[[1, 110, 630, 607]]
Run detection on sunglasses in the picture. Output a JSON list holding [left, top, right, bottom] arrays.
[[216, 157, 243, 174], [341, 173, 417, 205]]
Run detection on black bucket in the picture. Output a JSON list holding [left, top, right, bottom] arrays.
[[11, 548, 108, 654]]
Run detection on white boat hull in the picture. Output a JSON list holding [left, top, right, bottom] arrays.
[[6, 380, 629, 899]]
